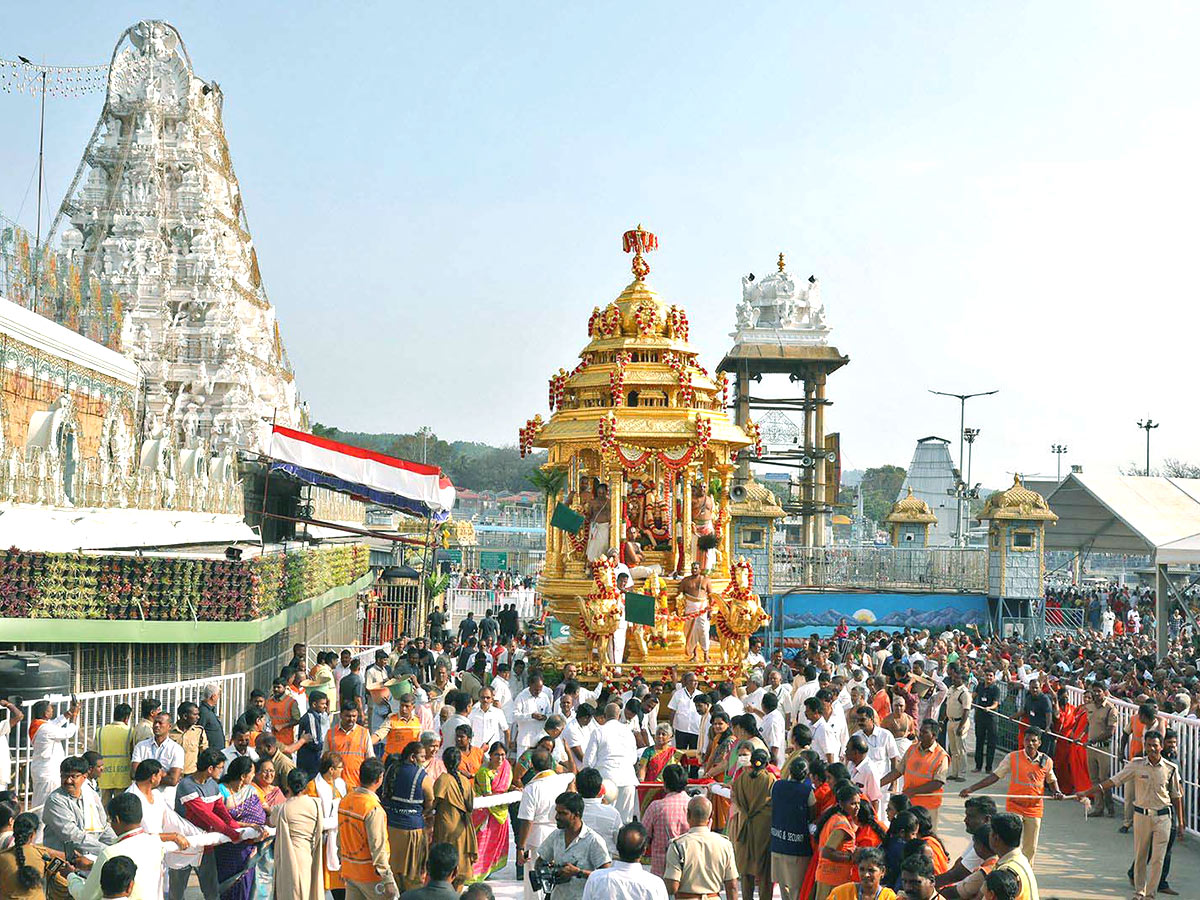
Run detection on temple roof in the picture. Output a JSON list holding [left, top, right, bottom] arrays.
[[885, 487, 938, 525], [978, 474, 1059, 522]]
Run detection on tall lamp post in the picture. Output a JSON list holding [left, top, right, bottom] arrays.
[[1137, 419, 1158, 476], [930, 389, 998, 545], [1051, 444, 1068, 482]]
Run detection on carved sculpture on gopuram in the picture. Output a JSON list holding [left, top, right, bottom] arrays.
[[523, 226, 769, 683], [47, 20, 308, 456]]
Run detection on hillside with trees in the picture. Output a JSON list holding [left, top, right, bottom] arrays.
[[312, 424, 547, 494]]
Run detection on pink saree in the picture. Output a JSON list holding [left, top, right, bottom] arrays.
[[471, 758, 513, 879]]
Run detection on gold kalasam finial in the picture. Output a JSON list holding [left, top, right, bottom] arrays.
[[778, 252, 786, 272], [622, 225, 659, 280]]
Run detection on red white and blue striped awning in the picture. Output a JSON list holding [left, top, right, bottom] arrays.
[[267, 425, 456, 521]]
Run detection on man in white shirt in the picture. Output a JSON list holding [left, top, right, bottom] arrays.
[[788, 666, 821, 725], [1101, 606, 1116, 637], [581, 820, 668, 900], [513, 672, 554, 752], [30, 699, 80, 811], [846, 734, 885, 822], [802, 697, 838, 763], [715, 684, 744, 719], [0, 698, 24, 791], [760, 694, 786, 767], [516, 749, 575, 873], [491, 663, 514, 712], [67, 791, 177, 900], [577, 767, 623, 854], [745, 638, 767, 672], [468, 687, 509, 748], [668, 672, 704, 759], [131, 713, 184, 786], [742, 671, 766, 726], [220, 725, 259, 765], [585, 703, 640, 822], [817, 689, 848, 757]]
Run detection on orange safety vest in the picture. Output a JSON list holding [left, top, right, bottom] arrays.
[[904, 742, 949, 809], [1007, 750, 1052, 818], [266, 696, 297, 744], [1128, 716, 1163, 759], [328, 725, 372, 787], [814, 812, 857, 886], [383, 716, 422, 756], [337, 788, 389, 883]]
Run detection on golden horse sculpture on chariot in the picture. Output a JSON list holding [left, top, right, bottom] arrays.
[[711, 557, 769, 667]]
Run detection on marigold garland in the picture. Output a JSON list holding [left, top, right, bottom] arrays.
[[518, 415, 544, 458], [548, 369, 569, 411]]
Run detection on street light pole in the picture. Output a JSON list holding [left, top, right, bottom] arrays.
[[1137, 419, 1158, 476], [1051, 444, 1068, 482], [930, 389, 998, 545]]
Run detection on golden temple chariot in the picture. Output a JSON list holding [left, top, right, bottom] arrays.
[[520, 227, 769, 682]]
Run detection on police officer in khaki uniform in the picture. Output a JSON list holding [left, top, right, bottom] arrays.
[[1084, 684, 1117, 817], [1079, 730, 1185, 900], [663, 795, 740, 900], [944, 666, 972, 782]]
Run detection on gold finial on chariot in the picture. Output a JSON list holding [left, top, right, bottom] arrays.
[[622, 224, 659, 280]]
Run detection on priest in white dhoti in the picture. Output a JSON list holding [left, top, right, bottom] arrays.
[[585, 484, 612, 561], [678, 563, 712, 663]]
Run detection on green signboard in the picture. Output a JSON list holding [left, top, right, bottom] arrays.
[[437, 549, 462, 565], [480, 550, 509, 570]]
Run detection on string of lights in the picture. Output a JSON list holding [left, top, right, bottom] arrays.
[[0, 57, 109, 98]]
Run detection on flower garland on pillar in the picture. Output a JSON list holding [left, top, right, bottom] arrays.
[[609, 351, 632, 407], [716, 371, 729, 409], [518, 415, 544, 458], [746, 420, 763, 456], [599, 303, 621, 336], [598, 411, 618, 455], [667, 306, 689, 341]]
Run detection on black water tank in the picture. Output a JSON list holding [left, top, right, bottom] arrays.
[[0, 651, 72, 701]]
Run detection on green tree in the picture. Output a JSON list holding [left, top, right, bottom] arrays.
[[858, 465, 907, 524]]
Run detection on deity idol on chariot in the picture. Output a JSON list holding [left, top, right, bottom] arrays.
[[519, 227, 771, 684]]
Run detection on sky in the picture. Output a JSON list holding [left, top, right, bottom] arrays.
[[2, 2, 1199, 488]]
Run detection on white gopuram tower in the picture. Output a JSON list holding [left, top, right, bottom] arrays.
[[49, 20, 307, 456]]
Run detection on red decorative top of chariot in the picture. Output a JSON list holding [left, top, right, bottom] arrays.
[[622, 224, 658, 280]]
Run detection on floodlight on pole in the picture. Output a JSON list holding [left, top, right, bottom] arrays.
[[1137, 419, 1158, 476], [1051, 444, 1068, 482], [929, 389, 998, 545]]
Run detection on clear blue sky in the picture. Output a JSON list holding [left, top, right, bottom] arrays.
[[3, 3, 1198, 486]]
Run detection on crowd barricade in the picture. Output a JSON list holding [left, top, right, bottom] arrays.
[[446, 587, 540, 624], [1064, 684, 1200, 837], [7, 671, 246, 811]]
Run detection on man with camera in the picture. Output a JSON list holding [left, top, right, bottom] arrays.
[[528, 791, 611, 900]]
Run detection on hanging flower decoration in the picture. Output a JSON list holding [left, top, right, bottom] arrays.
[[609, 351, 631, 407], [598, 411, 618, 454], [695, 415, 713, 450], [746, 420, 764, 457], [666, 305, 689, 341], [548, 369, 569, 411], [716, 371, 729, 409], [634, 299, 659, 336], [600, 303, 622, 336], [519, 415, 544, 458]]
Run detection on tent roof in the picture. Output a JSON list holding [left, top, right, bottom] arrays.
[[1044, 473, 1200, 560]]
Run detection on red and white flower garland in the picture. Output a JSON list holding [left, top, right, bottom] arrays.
[[598, 412, 618, 453], [667, 306, 689, 341], [634, 299, 659, 336], [746, 420, 764, 456], [548, 369, 569, 411], [695, 415, 712, 450], [609, 351, 632, 407], [518, 415, 544, 458], [600, 303, 621, 336]]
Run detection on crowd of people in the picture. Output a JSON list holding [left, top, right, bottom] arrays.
[[0, 596, 1197, 900]]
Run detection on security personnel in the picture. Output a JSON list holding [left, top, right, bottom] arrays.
[[960, 726, 1062, 861], [327, 700, 374, 788], [372, 693, 422, 757], [1084, 685, 1117, 817], [1121, 703, 1165, 833], [94, 702, 134, 804], [882, 718, 948, 830], [265, 676, 300, 745], [662, 794, 740, 900], [944, 666, 972, 781], [1080, 730, 1185, 900], [337, 756, 398, 899]]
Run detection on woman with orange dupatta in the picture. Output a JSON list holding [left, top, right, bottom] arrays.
[[700, 711, 735, 831], [1052, 688, 1091, 794], [471, 742, 512, 880], [813, 782, 861, 900], [912, 808, 950, 876], [795, 754, 836, 900], [636, 723, 689, 815]]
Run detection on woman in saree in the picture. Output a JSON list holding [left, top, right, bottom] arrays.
[[471, 741, 512, 879], [215, 756, 268, 900], [433, 746, 478, 887], [382, 743, 434, 892], [252, 758, 285, 900], [304, 751, 347, 900], [699, 711, 734, 830], [636, 723, 689, 814], [731, 749, 776, 900]]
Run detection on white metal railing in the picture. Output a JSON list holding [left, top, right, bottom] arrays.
[[773, 545, 988, 592], [6, 671, 246, 811], [1064, 685, 1200, 837], [445, 587, 540, 627], [1044, 607, 1086, 633]]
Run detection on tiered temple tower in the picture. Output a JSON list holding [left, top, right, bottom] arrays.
[[524, 227, 767, 680], [49, 20, 306, 456]]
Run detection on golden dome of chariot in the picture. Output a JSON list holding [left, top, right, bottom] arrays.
[[978, 475, 1058, 522], [884, 487, 938, 525]]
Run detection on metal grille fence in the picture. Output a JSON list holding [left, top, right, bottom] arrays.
[[773, 545, 988, 592], [446, 587, 540, 624], [1064, 685, 1200, 837], [7, 671, 245, 811]]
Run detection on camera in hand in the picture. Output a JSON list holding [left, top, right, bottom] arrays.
[[528, 860, 580, 895]]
